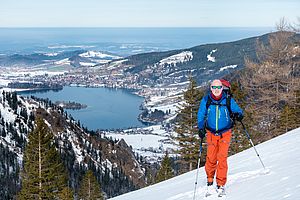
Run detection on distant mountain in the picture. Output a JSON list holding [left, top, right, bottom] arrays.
[[2, 32, 299, 89], [123, 36, 259, 85], [0, 50, 122, 68], [120, 32, 300, 85]]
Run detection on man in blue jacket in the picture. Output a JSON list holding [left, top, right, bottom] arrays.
[[197, 79, 243, 197]]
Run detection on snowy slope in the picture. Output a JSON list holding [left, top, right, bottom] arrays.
[[110, 127, 300, 200], [159, 51, 193, 65]]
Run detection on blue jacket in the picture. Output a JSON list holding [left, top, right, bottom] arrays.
[[197, 92, 243, 135]]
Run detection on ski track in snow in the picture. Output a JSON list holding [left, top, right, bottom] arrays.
[[110, 128, 300, 200], [169, 169, 267, 200]]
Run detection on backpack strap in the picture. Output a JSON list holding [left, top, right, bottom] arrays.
[[204, 95, 234, 134], [206, 96, 212, 110], [226, 95, 232, 116], [206, 95, 232, 116]]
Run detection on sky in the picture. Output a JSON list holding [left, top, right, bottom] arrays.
[[0, 0, 299, 27]]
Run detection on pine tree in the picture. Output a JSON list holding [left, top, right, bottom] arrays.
[[12, 92, 18, 112], [18, 117, 67, 200], [278, 105, 297, 133], [0, 143, 20, 199], [174, 77, 204, 172], [58, 187, 74, 200], [155, 152, 174, 183], [78, 170, 103, 200], [145, 167, 155, 186], [295, 90, 300, 126]]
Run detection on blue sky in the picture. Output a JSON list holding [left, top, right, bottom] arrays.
[[0, 0, 299, 27]]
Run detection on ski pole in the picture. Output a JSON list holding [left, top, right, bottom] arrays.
[[192, 138, 203, 200], [240, 121, 266, 170]]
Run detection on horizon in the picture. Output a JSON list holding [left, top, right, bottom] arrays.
[[0, 26, 273, 29], [1, 0, 299, 27], [0, 27, 273, 55]]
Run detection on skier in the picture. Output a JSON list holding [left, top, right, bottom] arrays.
[[197, 79, 243, 197]]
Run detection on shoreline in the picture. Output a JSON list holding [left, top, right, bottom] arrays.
[[13, 85, 150, 131]]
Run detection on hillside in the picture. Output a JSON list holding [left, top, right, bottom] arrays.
[[121, 32, 273, 85], [0, 90, 147, 198], [2, 32, 299, 91], [110, 127, 300, 200], [99, 31, 300, 89], [1, 32, 299, 112], [0, 50, 121, 68]]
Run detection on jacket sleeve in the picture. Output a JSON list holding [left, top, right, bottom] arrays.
[[197, 96, 208, 129], [230, 98, 243, 116]]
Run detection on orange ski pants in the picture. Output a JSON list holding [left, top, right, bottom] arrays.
[[205, 129, 232, 186]]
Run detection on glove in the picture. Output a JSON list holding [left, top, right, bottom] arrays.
[[234, 113, 243, 122], [198, 129, 206, 139]]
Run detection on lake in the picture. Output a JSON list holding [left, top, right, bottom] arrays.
[[19, 86, 145, 130]]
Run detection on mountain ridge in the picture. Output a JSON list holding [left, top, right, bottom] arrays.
[[2, 32, 299, 90]]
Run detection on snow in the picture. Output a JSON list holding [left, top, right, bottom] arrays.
[[159, 51, 193, 65], [0, 79, 11, 86], [219, 65, 238, 72], [79, 51, 121, 59], [207, 49, 217, 62], [0, 91, 35, 163], [67, 129, 84, 164], [110, 127, 300, 200], [106, 125, 176, 163], [11, 70, 65, 77], [0, 97, 18, 124], [168, 81, 190, 86], [79, 62, 96, 67], [54, 58, 71, 65], [0, 66, 67, 82], [148, 102, 178, 115], [43, 52, 58, 56]]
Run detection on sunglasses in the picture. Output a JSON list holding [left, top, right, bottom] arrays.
[[211, 86, 223, 89]]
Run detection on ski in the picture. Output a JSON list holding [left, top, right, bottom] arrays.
[[203, 194, 227, 200], [218, 193, 227, 198], [205, 192, 212, 198]]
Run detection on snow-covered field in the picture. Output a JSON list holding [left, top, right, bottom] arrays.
[[110, 127, 300, 200], [105, 125, 176, 163], [219, 64, 238, 72], [159, 51, 193, 65], [79, 51, 121, 59], [0, 66, 68, 87], [207, 49, 217, 62]]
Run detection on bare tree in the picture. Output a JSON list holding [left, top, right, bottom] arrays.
[[276, 17, 290, 31], [241, 18, 300, 137], [289, 17, 300, 33]]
